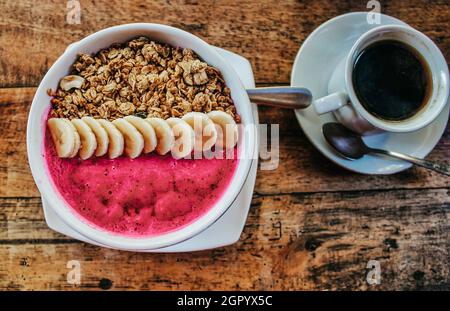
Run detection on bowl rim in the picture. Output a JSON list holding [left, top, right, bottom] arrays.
[[27, 23, 256, 250]]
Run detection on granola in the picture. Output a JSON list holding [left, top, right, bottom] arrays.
[[49, 37, 240, 122]]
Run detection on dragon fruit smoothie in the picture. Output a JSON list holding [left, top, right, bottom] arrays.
[[42, 37, 243, 237], [44, 127, 239, 237]]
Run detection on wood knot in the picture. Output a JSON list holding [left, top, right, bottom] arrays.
[[98, 278, 113, 290], [304, 238, 322, 252]]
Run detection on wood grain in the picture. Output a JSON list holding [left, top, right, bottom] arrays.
[[0, 88, 37, 197], [1, 188, 449, 290], [0, 88, 449, 197], [0, 0, 449, 291], [0, 0, 449, 87]]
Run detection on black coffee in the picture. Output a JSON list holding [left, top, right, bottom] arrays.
[[353, 40, 432, 121]]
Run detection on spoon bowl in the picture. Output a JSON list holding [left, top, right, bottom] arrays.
[[322, 123, 368, 159]]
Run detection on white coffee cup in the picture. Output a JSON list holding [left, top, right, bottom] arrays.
[[313, 24, 449, 135]]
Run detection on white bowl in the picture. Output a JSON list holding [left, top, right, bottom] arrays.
[[27, 23, 256, 251]]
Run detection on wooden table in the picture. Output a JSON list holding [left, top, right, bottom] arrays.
[[0, 0, 449, 291]]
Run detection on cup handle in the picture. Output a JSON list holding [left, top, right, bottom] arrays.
[[313, 92, 349, 115]]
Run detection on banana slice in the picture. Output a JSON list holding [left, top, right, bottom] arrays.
[[97, 119, 124, 159], [166, 118, 195, 159], [112, 118, 144, 159], [64, 119, 81, 158], [71, 119, 97, 160], [207, 111, 239, 149], [82, 117, 109, 157], [145, 118, 175, 155], [124, 116, 157, 153], [47, 118, 79, 158], [182, 112, 217, 152]]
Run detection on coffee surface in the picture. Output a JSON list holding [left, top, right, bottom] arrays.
[[353, 40, 431, 121]]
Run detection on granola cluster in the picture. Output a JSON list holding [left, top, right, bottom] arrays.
[[50, 37, 240, 122]]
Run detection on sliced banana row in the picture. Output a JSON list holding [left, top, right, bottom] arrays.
[[47, 111, 238, 160]]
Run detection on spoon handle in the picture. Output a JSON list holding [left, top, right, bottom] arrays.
[[370, 148, 450, 176], [246, 86, 312, 109]]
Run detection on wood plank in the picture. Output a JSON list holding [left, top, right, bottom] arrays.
[[0, 0, 449, 87], [0, 188, 448, 290], [0, 88, 37, 197], [1, 88, 448, 197]]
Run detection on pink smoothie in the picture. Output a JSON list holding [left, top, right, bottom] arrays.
[[44, 126, 239, 237]]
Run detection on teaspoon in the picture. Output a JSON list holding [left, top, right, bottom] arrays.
[[246, 86, 312, 109], [322, 122, 450, 176]]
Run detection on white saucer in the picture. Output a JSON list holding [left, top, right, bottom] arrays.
[[291, 12, 450, 174], [42, 47, 259, 252]]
